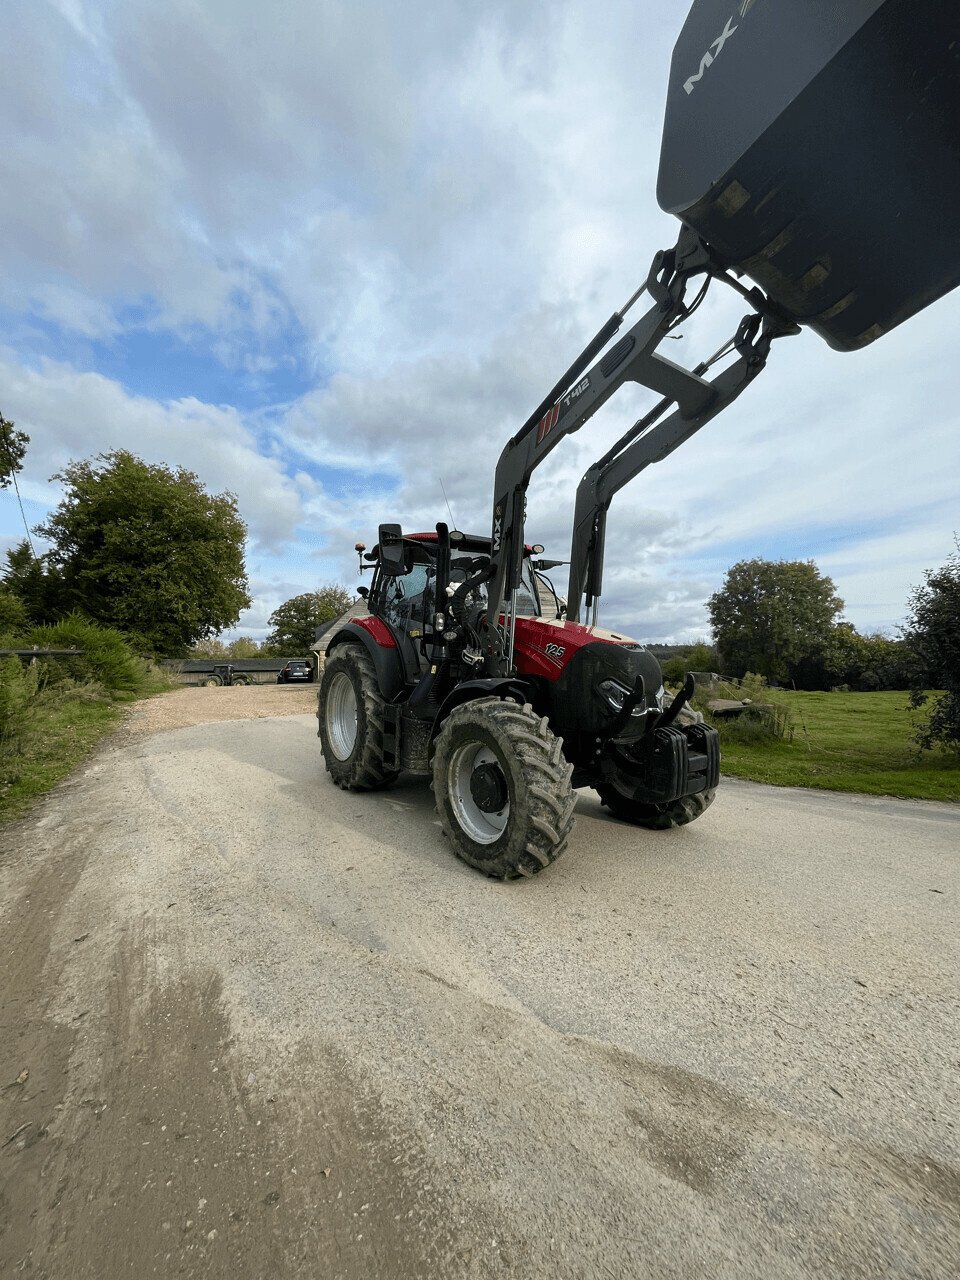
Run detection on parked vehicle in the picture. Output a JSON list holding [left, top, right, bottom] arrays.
[[277, 659, 314, 684], [199, 664, 252, 687]]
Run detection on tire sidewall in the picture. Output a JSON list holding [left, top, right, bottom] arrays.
[[433, 708, 526, 866], [318, 650, 374, 779]]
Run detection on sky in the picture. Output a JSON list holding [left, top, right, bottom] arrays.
[[1, 0, 958, 644]]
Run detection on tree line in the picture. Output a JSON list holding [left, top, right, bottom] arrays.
[[705, 554, 959, 751], [2, 411, 957, 751]]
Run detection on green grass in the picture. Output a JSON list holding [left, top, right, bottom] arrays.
[[0, 696, 124, 822], [0, 672, 172, 825], [716, 690, 959, 801]]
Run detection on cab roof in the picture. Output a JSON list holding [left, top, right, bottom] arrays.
[[367, 531, 539, 558]]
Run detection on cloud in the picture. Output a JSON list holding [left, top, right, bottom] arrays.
[[1, 0, 958, 644], [0, 350, 303, 552]]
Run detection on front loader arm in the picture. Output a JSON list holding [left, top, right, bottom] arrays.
[[483, 229, 727, 674], [566, 310, 795, 624]]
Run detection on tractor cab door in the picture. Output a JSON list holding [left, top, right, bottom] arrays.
[[371, 558, 431, 685]]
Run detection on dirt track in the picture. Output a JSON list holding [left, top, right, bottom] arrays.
[[1, 688, 958, 1279], [123, 682, 317, 735]]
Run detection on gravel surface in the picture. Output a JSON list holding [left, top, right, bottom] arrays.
[[124, 683, 317, 736], [1, 692, 958, 1279]]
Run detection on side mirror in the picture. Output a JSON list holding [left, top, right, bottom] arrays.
[[378, 523, 406, 577], [356, 586, 369, 599]]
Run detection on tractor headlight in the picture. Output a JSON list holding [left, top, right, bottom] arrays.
[[598, 679, 645, 717]]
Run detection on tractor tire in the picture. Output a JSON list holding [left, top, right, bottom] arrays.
[[199, 675, 222, 687], [432, 698, 576, 879], [318, 645, 399, 791], [598, 785, 716, 829]]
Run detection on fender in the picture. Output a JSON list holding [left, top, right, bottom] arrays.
[[326, 622, 405, 702], [431, 677, 533, 742]]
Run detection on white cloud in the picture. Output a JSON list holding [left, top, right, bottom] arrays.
[[1, 0, 958, 642], [0, 350, 303, 552]]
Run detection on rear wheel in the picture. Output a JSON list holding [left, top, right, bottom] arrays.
[[318, 646, 399, 790], [433, 699, 576, 879], [598, 785, 716, 829], [199, 675, 222, 687]]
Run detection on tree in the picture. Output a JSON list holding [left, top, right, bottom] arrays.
[[0, 583, 28, 637], [904, 538, 960, 752], [3, 541, 62, 626], [660, 641, 719, 685], [34, 450, 251, 654], [223, 636, 262, 659], [0, 413, 29, 489], [267, 586, 353, 654], [708, 558, 844, 683], [187, 637, 229, 660]]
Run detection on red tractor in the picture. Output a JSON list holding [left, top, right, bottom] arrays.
[[319, 528, 710, 877], [318, 0, 959, 877]]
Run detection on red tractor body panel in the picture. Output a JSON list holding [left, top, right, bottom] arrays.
[[351, 615, 397, 649], [512, 617, 637, 682]]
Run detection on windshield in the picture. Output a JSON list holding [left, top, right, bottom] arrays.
[[446, 551, 541, 616], [517, 558, 541, 616]]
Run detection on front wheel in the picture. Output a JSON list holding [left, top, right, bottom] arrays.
[[318, 646, 399, 790], [598, 785, 716, 829], [432, 699, 576, 879]]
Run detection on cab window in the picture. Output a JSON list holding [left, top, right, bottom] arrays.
[[379, 562, 430, 631]]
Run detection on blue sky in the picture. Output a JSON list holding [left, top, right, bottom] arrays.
[[2, 0, 958, 643]]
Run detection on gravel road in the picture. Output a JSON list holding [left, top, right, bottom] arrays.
[[2, 688, 958, 1279]]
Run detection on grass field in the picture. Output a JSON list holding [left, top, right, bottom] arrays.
[[715, 690, 959, 802]]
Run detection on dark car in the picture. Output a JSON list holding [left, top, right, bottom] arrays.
[[277, 659, 314, 684]]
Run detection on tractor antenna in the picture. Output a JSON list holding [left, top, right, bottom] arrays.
[[439, 476, 457, 529]]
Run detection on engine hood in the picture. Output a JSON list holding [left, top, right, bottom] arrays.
[[512, 616, 640, 681]]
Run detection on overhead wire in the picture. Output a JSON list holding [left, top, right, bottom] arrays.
[[0, 417, 38, 560]]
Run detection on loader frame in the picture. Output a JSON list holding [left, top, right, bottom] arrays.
[[482, 227, 798, 672]]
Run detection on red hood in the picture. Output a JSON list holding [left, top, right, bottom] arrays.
[[512, 616, 639, 680]]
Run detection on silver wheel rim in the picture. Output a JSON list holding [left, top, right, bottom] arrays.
[[326, 672, 358, 760], [448, 743, 510, 845]]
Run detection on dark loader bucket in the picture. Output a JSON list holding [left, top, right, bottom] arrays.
[[658, 0, 960, 351]]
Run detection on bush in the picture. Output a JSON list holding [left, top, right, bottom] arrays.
[[904, 539, 960, 754], [660, 641, 720, 687], [0, 656, 39, 758], [22, 613, 148, 695], [716, 702, 794, 744], [661, 657, 687, 684], [0, 585, 28, 636], [691, 671, 795, 744]]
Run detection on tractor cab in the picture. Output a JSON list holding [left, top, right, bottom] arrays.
[[363, 528, 545, 687]]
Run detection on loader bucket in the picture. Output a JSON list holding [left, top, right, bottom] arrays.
[[658, 0, 960, 351]]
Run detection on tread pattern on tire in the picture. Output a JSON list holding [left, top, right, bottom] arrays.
[[318, 645, 399, 791], [599, 784, 716, 829], [433, 698, 576, 880]]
